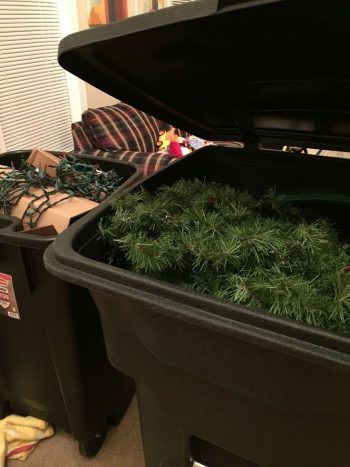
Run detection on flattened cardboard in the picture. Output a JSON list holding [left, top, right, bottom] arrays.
[[26, 149, 61, 177], [11, 187, 98, 233]]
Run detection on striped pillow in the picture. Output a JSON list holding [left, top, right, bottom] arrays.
[[82, 103, 161, 153], [72, 148, 176, 177], [71, 122, 94, 150]]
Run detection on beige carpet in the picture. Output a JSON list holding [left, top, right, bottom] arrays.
[[7, 398, 145, 467]]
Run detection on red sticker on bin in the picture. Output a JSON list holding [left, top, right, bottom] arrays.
[[0, 274, 10, 286], [0, 273, 20, 319]]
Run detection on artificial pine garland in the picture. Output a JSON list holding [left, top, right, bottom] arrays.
[[99, 179, 350, 335], [0, 155, 122, 228]]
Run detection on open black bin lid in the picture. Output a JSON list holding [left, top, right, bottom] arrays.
[[59, 0, 350, 149]]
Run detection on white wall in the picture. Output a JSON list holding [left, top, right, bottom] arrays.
[[66, 0, 176, 116], [58, 0, 88, 122], [75, 0, 118, 113]]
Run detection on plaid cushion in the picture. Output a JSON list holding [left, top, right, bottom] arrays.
[[72, 121, 93, 150], [82, 103, 162, 153], [72, 148, 176, 177]]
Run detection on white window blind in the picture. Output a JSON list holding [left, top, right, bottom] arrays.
[[0, 0, 73, 152]]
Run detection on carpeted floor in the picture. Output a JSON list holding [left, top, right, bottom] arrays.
[[8, 398, 145, 467]]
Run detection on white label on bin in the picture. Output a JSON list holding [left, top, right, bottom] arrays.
[[0, 273, 20, 319]]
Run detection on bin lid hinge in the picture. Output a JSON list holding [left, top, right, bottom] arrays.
[[229, 99, 261, 151]]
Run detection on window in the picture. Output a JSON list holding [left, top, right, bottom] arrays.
[[0, 0, 73, 152], [170, 0, 195, 5]]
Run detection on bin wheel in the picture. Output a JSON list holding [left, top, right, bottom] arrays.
[[107, 412, 124, 426], [79, 431, 106, 458]]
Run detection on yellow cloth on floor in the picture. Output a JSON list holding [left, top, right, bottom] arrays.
[[0, 415, 54, 466]]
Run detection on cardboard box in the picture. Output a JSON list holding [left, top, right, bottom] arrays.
[[0, 159, 99, 234], [11, 187, 98, 233], [26, 149, 61, 177]]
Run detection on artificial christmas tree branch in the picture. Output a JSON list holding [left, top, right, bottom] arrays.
[[99, 179, 350, 335]]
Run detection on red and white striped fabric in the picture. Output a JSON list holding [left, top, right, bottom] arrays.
[[0, 415, 54, 464]]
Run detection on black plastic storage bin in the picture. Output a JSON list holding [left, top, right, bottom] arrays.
[[0, 151, 140, 457], [45, 148, 350, 467], [45, 1, 350, 466]]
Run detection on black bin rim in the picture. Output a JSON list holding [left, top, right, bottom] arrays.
[[0, 150, 141, 249]]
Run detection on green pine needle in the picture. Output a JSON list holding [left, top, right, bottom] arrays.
[[99, 179, 350, 335]]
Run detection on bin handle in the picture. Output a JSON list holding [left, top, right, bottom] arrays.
[[0, 215, 23, 232], [217, 0, 281, 12]]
